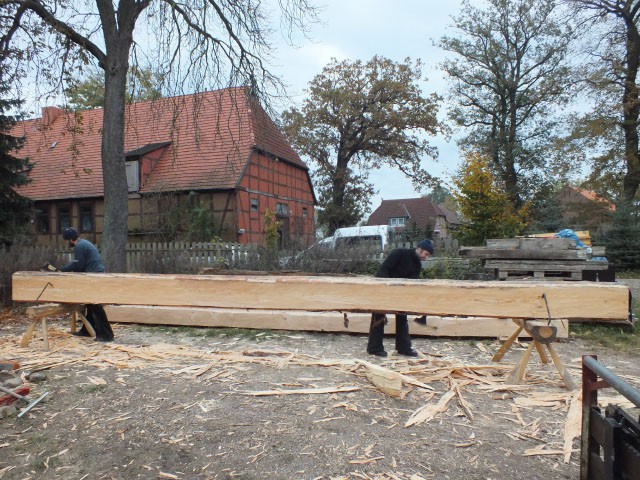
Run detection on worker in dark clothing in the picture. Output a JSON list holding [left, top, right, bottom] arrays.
[[366, 239, 434, 358], [46, 227, 114, 342]]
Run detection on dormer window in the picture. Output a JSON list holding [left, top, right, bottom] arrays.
[[389, 217, 406, 227]]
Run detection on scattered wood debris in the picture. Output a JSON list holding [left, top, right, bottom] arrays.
[[2, 321, 638, 469]]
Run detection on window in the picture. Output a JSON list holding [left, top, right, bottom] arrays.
[[58, 204, 71, 232], [276, 203, 289, 215], [250, 198, 259, 212], [79, 203, 94, 232], [35, 205, 50, 233], [302, 207, 308, 218], [125, 160, 140, 192], [389, 217, 406, 227]]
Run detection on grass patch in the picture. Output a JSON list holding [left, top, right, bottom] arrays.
[[15, 434, 48, 453], [571, 321, 640, 352], [77, 384, 107, 394], [31, 455, 61, 472], [570, 295, 640, 353]]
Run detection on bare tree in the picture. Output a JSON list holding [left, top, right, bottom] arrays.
[[0, 0, 317, 271]]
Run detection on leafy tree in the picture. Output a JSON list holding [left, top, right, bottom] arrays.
[[0, 0, 317, 271], [0, 89, 31, 246], [602, 200, 640, 270], [453, 151, 528, 245], [426, 185, 458, 213], [566, 1, 640, 203], [65, 67, 163, 110], [281, 56, 446, 235], [440, 0, 574, 210], [524, 183, 564, 234]]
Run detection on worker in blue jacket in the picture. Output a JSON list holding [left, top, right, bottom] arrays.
[[47, 227, 114, 342], [366, 239, 434, 357]]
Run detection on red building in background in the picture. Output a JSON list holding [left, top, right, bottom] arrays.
[[12, 88, 316, 247]]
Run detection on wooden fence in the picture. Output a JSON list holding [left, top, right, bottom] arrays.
[[125, 242, 259, 271], [7, 239, 463, 272]]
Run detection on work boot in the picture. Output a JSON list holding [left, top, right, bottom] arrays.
[[72, 330, 90, 337], [367, 350, 388, 358], [397, 349, 419, 357]]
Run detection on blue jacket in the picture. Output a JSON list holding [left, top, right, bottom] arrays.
[[60, 239, 105, 273]]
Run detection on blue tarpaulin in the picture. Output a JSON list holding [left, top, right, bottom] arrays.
[[555, 229, 585, 248]]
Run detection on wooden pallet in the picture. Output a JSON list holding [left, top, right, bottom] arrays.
[[485, 259, 610, 281]]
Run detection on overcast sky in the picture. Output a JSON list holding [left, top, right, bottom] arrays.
[[269, 0, 466, 214]]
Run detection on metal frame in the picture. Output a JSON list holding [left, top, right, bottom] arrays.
[[581, 355, 640, 480]]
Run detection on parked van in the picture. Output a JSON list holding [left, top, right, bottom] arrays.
[[284, 225, 395, 269], [330, 225, 396, 255]]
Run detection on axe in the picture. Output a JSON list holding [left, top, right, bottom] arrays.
[[0, 385, 49, 417]]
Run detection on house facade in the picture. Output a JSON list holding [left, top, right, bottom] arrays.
[[366, 197, 460, 249], [13, 88, 316, 248]]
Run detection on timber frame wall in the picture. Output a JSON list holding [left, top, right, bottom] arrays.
[[29, 151, 316, 248]]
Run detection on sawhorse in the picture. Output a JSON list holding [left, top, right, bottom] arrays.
[[20, 303, 96, 351], [492, 319, 576, 390]]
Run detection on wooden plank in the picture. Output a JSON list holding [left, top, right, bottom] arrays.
[[486, 237, 576, 250], [26, 303, 77, 318], [12, 271, 630, 321], [485, 259, 610, 272], [103, 306, 571, 338], [459, 247, 587, 260]]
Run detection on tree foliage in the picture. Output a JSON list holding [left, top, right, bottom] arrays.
[[440, 0, 573, 210], [602, 200, 640, 270], [0, 89, 31, 246], [0, 0, 317, 271], [524, 183, 565, 234], [453, 151, 528, 246], [65, 67, 163, 110], [566, 0, 640, 203], [281, 56, 446, 235]]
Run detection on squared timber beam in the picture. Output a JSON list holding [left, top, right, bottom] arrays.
[[12, 271, 631, 322]]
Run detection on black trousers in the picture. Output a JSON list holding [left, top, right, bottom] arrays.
[[79, 304, 114, 340], [367, 313, 412, 354]]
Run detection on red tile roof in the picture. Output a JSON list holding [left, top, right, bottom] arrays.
[[13, 87, 307, 201], [367, 197, 453, 226]]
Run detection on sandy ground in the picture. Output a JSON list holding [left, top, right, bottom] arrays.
[[0, 313, 639, 480]]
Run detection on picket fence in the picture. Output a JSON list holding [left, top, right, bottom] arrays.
[[125, 241, 258, 271]]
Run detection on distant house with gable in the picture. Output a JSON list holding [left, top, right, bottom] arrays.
[[12, 87, 316, 247], [555, 185, 615, 235], [366, 197, 460, 248]]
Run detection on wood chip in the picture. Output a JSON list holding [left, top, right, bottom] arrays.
[[405, 389, 456, 427], [241, 386, 360, 396], [563, 390, 582, 463], [359, 360, 402, 397]]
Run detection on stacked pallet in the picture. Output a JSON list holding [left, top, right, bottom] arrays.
[[459, 237, 609, 280]]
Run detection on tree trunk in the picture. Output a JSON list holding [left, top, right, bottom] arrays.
[[622, 19, 640, 203], [100, 50, 130, 272]]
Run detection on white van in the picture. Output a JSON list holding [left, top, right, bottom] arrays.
[[283, 225, 395, 270], [330, 225, 396, 255]]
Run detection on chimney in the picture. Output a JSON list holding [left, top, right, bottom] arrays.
[[42, 106, 64, 127]]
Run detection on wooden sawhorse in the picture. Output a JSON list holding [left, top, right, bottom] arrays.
[[492, 319, 576, 390], [20, 303, 96, 351]]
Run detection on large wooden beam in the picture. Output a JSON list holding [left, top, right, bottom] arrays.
[[104, 305, 569, 338], [12, 271, 630, 321]]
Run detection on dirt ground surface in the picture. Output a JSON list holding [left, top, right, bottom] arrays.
[[0, 311, 639, 480]]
